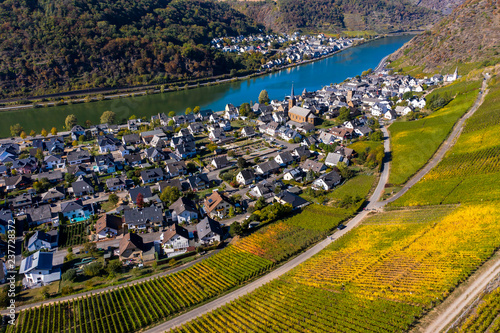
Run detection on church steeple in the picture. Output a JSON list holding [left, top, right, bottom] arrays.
[[289, 83, 296, 110]]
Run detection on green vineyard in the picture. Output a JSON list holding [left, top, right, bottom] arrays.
[[59, 222, 88, 248], [392, 77, 500, 206], [388, 79, 481, 185], [7, 246, 272, 333]]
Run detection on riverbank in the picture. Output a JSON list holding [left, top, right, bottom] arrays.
[[0, 35, 391, 113], [0, 34, 413, 137]]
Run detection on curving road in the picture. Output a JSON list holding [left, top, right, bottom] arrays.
[[143, 77, 490, 333], [142, 126, 392, 333], [380, 76, 489, 207]]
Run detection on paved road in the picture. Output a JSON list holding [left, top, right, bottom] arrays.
[[381, 77, 489, 206], [142, 125, 392, 333], [423, 259, 500, 333], [141, 77, 491, 333], [2, 250, 220, 315]]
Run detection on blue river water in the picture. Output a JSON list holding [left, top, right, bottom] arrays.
[[0, 34, 413, 137]]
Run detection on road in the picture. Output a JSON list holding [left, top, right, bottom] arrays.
[[423, 259, 500, 333], [141, 76, 491, 333], [10, 75, 491, 332], [382, 76, 489, 206], [142, 125, 392, 333], [1, 249, 220, 315]]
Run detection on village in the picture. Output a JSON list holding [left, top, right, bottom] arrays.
[[211, 33, 357, 69], [0, 65, 459, 302]]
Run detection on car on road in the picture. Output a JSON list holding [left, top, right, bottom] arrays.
[[337, 224, 346, 230]]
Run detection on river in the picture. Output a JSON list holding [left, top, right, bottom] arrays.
[[0, 35, 413, 138]]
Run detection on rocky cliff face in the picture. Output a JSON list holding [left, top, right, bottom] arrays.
[[390, 0, 500, 72], [410, 0, 467, 14]]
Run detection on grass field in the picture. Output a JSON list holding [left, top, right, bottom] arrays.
[[392, 75, 500, 206], [388, 79, 481, 185], [169, 204, 500, 332]]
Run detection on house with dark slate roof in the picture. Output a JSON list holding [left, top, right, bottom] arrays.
[[72, 176, 94, 197], [169, 197, 199, 223], [25, 205, 56, 226], [27, 230, 59, 252], [197, 217, 223, 245], [140, 168, 165, 184], [129, 186, 153, 204], [19, 251, 60, 286], [123, 206, 164, 230]]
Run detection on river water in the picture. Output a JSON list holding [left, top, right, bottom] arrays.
[[0, 35, 413, 138]]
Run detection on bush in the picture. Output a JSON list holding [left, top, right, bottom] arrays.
[[62, 269, 77, 282], [61, 286, 75, 296], [83, 261, 102, 277]]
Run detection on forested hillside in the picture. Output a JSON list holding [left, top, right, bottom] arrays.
[[230, 0, 441, 33], [390, 0, 500, 72], [0, 0, 262, 99]]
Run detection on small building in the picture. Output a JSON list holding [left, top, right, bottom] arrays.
[[203, 191, 233, 219], [160, 224, 190, 258], [19, 251, 61, 287], [211, 156, 230, 169], [119, 233, 146, 262], [72, 176, 94, 197], [95, 214, 123, 239], [25, 205, 57, 226], [106, 177, 126, 192], [274, 191, 309, 210], [312, 171, 342, 191], [197, 217, 223, 245], [169, 197, 199, 223], [27, 230, 59, 252], [236, 169, 255, 186], [60, 200, 91, 223], [140, 168, 165, 184], [123, 206, 164, 230]]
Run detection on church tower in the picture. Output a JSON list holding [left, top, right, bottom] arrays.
[[289, 84, 296, 110]]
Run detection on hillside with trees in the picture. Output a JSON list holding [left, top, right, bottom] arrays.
[[390, 0, 500, 72], [0, 0, 262, 99], [229, 0, 441, 33]]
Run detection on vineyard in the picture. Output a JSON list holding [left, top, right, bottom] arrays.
[[388, 79, 481, 185], [233, 204, 365, 262], [169, 204, 500, 332], [59, 222, 89, 248], [456, 288, 500, 332], [393, 75, 500, 206], [7, 246, 272, 333]]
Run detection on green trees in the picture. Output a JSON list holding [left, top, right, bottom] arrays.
[[65, 114, 78, 130], [160, 186, 181, 205], [100, 111, 116, 124], [258, 90, 270, 104], [10, 123, 23, 137]]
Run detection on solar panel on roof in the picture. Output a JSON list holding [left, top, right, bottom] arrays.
[[25, 255, 33, 271]]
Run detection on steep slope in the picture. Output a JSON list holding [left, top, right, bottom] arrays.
[[0, 0, 262, 99], [410, 0, 467, 14], [390, 0, 500, 72], [230, 0, 441, 33]]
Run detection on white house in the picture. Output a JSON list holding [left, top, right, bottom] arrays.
[[283, 168, 302, 182], [169, 197, 198, 223], [236, 169, 255, 185], [26, 231, 59, 252], [197, 217, 223, 245], [19, 251, 61, 287], [312, 171, 342, 191], [384, 109, 398, 120], [160, 224, 190, 258], [395, 106, 413, 116]]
